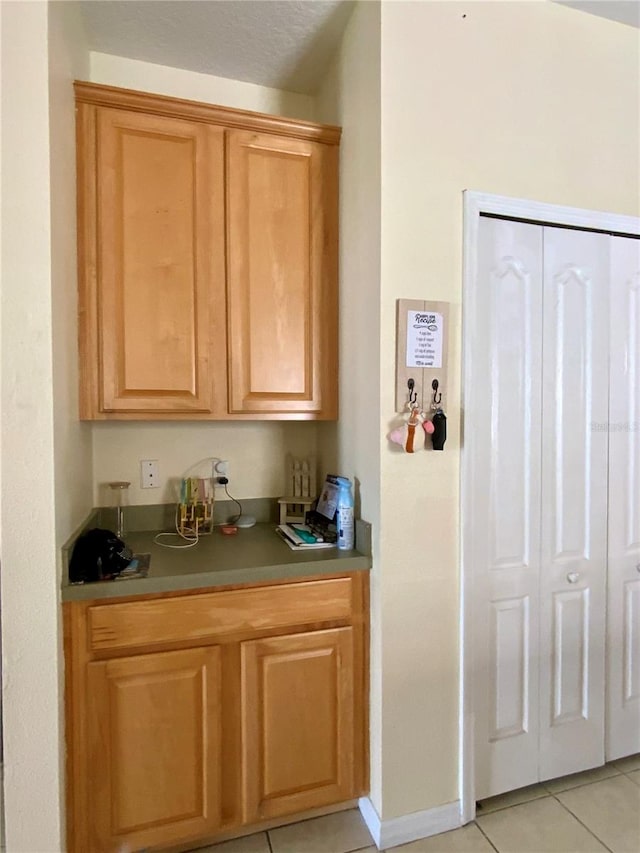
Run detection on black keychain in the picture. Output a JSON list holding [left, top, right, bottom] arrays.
[[431, 408, 447, 451]]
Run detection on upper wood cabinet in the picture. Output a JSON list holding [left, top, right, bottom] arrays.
[[91, 108, 225, 414], [75, 83, 340, 420], [227, 131, 338, 416]]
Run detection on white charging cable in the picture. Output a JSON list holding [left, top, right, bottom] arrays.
[[154, 457, 221, 550]]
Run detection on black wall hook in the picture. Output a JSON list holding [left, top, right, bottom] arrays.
[[407, 378, 418, 407], [432, 378, 442, 405]]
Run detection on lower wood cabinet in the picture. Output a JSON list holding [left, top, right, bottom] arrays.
[[86, 647, 222, 851], [241, 628, 354, 822], [64, 573, 368, 853]]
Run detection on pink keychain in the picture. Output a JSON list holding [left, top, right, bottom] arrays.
[[388, 378, 440, 451], [388, 405, 424, 453]]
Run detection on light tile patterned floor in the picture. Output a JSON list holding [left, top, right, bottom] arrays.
[[190, 754, 640, 853], [0, 758, 636, 852]]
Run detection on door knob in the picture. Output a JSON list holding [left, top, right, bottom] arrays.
[[567, 572, 580, 584]]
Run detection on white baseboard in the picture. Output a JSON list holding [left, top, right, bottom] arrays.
[[358, 797, 461, 850]]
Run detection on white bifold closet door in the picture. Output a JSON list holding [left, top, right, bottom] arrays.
[[472, 217, 610, 800], [472, 217, 543, 799], [607, 237, 640, 761], [538, 226, 609, 781]]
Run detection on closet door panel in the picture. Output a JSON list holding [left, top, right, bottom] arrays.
[[607, 235, 640, 760], [539, 227, 609, 781], [472, 217, 543, 799]]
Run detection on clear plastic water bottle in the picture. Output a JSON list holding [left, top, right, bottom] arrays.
[[335, 477, 354, 550]]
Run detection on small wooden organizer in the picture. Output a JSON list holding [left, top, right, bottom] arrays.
[[278, 454, 317, 524], [178, 477, 215, 536], [278, 498, 315, 524]]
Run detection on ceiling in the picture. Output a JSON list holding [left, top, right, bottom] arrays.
[[79, 1, 355, 95], [79, 1, 639, 98], [555, 1, 640, 28]]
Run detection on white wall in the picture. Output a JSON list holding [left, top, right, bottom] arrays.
[[377, 0, 640, 820], [50, 1, 93, 548], [1, 1, 67, 848], [316, 0, 382, 810], [1, 2, 91, 847], [92, 421, 322, 506], [90, 51, 317, 122], [49, 5, 92, 845], [88, 53, 323, 506]]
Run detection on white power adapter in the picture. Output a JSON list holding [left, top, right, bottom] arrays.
[[215, 459, 228, 477]]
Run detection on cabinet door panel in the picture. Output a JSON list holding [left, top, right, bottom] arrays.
[[227, 130, 338, 416], [96, 108, 225, 413], [87, 646, 221, 851], [241, 628, 354, 821]]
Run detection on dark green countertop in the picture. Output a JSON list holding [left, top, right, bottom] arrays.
[[62, 521, 372, 602]]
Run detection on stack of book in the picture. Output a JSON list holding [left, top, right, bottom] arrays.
[[276, 523, 335, 550]]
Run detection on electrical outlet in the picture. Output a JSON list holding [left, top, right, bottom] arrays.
[[215, 460, 229, 479], [140, 459, 160, 489]]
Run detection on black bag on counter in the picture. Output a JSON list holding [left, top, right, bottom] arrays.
[[69, 528, 132, 583]]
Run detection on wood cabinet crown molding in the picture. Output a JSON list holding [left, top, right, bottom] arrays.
[[74, 81, 342, 145]]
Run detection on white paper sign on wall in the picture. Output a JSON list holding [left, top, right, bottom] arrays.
[[395, 298, 449, 413], [406, 311, 443, 368]]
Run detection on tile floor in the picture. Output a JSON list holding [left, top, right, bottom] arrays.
[[192, 754, 640, 853]]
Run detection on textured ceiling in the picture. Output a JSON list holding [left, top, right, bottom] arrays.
[[556, 1, 640, 28], [79, 0, 355, 95]]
